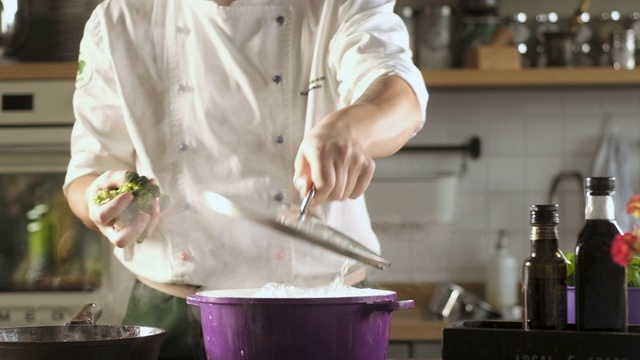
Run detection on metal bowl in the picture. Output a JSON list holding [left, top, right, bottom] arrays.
[[429, 283, 502, 321]]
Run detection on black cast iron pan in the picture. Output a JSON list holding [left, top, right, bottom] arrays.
[[0, 303, 165, 360]]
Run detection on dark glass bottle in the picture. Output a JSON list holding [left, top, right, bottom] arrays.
[[523, 204, 567, 330], [575, 177, 627, 332]]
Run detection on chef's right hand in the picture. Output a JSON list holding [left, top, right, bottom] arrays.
[[86, 170, 161, 248]]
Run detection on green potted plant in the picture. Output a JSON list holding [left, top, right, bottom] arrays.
[[564, 254, 640, 288], [564, 194, 640, 324]]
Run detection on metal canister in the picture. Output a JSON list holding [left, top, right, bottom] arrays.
[[629, 12, 640, 65], [545, 31, 578, 67], [398, 6, 419, 65], [594, 11, 624, 66], [611, 28, 636, 69], [419, 5, 453, 69], [533, 12, 560, 67]]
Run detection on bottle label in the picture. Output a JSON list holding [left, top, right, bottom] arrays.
[[530, 225, 558, 240], [585, 196, 615, 220]]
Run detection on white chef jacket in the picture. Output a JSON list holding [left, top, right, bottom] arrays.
[[64, 0, 428, 289]]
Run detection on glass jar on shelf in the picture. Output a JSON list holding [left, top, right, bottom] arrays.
[[419, 5, 453, 69], [505, 12, 533, 67], [628, 11, 640, 65], [534, 12, 560, 67], [593, 11, 624, 67]]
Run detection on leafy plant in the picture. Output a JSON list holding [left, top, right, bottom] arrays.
[[628, 257, 640, 288], [562, 251, 640, 288], [561, 251, 575, 286]]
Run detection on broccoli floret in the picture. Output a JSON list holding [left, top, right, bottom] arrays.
[[93, 171, 168, 215]]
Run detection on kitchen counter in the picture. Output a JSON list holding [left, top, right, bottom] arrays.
[[390, 307, 446, 341], [376, 282, 486, 342]]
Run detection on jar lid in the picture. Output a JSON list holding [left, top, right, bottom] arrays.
[[530, 204, 559, 224], [585, 177, 615, 195]]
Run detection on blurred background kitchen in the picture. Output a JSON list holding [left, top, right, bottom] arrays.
[[368, 0, 640, 285], [1, 0, 640, 358]]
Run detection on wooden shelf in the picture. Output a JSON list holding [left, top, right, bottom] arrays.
[[422, 67, 640, 88], [2, 61, 640, 87], [0, 61, 77, 80]]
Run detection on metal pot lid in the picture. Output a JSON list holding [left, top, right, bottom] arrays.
[[204, 192, 391, 270]]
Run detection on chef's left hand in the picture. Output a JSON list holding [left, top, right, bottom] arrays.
[[293, 108, 375, 205]]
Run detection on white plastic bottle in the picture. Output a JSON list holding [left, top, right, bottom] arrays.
[[485, 229, 519, 317]]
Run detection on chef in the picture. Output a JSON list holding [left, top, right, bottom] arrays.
[[63, 0, 428, 359]]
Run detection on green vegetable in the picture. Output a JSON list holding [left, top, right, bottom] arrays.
[[561, 251, 575, 286], [93, 171, 169, 226], [563, 251, 640, 287]]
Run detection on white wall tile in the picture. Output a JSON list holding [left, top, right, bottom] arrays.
[[525, 156, 564, 193], [453, 194, 487, 230], [409, 116, 448, 145], [485, 118, 526, 155], [525, 116, 564, 154], [562, 114, 604, 155], [487, 157, 526, 193], [444, 114, 486, 145], [457, 159, 486, 194], [524, 89, 564, 115], [611, 115, 640, 144], [600, 88, 640, 115], [525, 191, 550, 210], [445, 230, 487, 282], [557, 193, 584, 253], [377, 87, 640, 285], [487, 194, 529, 230], [560, 155, 594, 177], [484, 91, 526, 120], [562, 90, 602, 115]]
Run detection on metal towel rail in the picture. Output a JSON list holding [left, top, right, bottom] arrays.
[[399, 136, 482, 159]]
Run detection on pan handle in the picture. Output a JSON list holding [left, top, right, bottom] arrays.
[[65, 303, 103, 325], [364, 300, 415, 314], [186, 295, 199, 307]]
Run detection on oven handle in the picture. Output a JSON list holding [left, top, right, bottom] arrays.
[[0, 144, 70, 154]]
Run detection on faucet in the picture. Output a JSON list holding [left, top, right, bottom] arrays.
[[548, 170, 585, 223]]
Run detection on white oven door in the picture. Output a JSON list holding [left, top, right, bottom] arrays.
[[0, 81, 134, 327], [0, 126, 134, 327]]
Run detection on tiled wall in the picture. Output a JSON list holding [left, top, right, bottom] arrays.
[[368, 85, 640, 283]]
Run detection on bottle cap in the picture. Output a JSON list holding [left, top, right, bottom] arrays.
[[530, 204, 559, 224], [584, 177, 615, 195]]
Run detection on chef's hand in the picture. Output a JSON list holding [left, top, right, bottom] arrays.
[[86, 170, 161, 248], [293, 109, 376, 205]]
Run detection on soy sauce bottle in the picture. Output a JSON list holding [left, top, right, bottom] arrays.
[[523, 204, 567, 330], [575, 177, 627, 331]]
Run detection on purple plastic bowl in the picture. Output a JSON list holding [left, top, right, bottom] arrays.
[[186, 288, 414, 360]]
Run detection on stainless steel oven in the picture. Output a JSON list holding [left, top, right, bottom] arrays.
[[0, 79, 133, 327]]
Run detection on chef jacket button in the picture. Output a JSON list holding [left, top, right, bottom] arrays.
[[178, 143, 188, 151], [276, 15, 285, 25], [274, 192, 284, 202], [176, 83, 188, 93], [275, 135, 284, 144], [275, 250, 286, 259], [272, 74, 282, 84], [182, 202, 191, 211], [179, 252, 191, 262]]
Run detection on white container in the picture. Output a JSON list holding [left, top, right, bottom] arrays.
[[485, 230, 519, 314], [365, 171, 458, 224]]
